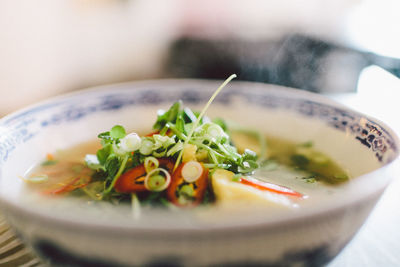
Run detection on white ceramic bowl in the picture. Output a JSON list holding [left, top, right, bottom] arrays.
[[0, 80, 399, 266]]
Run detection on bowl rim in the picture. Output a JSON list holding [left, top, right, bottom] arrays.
[[0, 79, 399, 234]]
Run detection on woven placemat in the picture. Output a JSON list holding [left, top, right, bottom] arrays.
[[0, 213, 43, 267]]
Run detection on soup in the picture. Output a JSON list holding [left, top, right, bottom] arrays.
[[22, 75, 352, 212], [25, 122, 350, 211]]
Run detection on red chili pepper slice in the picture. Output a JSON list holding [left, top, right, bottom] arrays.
[[114, 158, 175, 193], [145, 130, 172, 137], [42, 176, 91, 195], [240, 177, 303, 198], [145, 131, 160, 137], [166, 162, 209, 206], [157, 158, 174, 174], [114, 164, 147, 193]]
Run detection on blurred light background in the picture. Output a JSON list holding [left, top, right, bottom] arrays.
[[0, 0, 399, 116]]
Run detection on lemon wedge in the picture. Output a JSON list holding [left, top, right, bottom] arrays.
[[211, 169, 293, 208]]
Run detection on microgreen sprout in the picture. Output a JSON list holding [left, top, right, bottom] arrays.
[[174, 74, 237, 171]]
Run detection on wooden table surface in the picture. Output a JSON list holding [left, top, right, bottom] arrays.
[[0, 213, 43, 266]]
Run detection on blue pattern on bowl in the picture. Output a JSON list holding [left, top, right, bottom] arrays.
[[0, 85, 397, 166]]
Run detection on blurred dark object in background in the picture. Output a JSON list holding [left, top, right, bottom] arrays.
[[164, 34, 400, 93]]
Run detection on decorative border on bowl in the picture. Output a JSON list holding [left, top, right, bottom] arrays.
[[237, 90, 397, 163], [0, 86, 398, 166]]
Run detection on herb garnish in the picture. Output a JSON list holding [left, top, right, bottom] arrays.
[[83, 74, 259, 203]]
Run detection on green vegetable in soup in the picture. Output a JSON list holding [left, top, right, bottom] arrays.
[[264, 136, 349, 184]]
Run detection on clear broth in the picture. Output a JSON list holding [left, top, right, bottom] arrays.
[[26, 134, 350, 209]]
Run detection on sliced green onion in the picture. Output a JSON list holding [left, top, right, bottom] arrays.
[[144, 156, 159, 173], [120, 132, 141, 152], [139, 139, 154, 155], [184, 107, 197, 122], [181, 161, 203, 183], [144, 168, 171, 192], [152, 149, 167, 158], [147, 175, 165, 189], [166, 123, 188, 141], [153, 134, 175, 149], [166, 141, 183, 156], [205, 123, 228, 141]]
